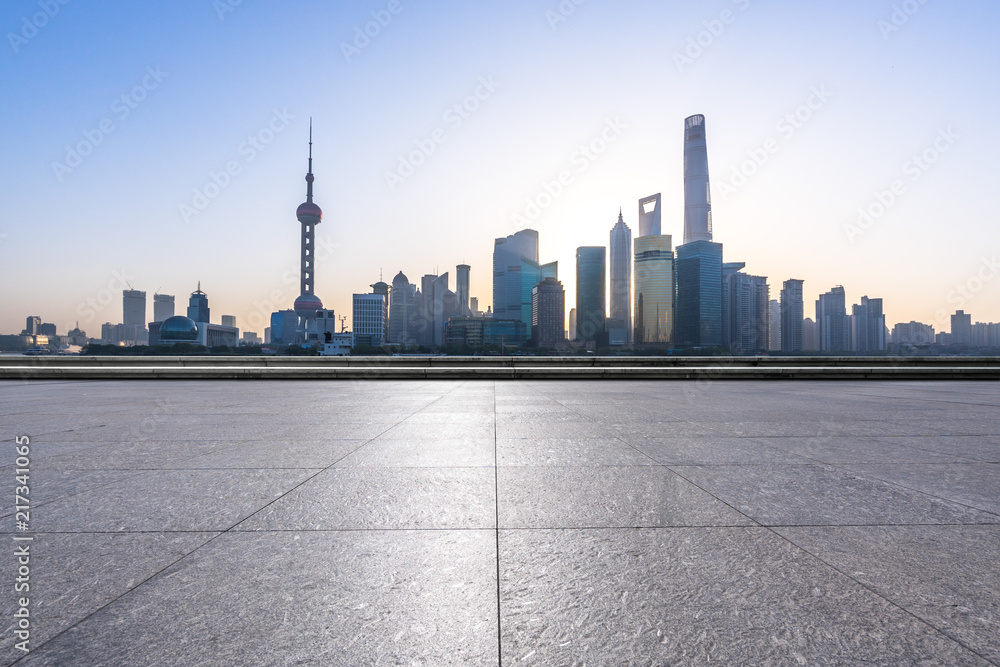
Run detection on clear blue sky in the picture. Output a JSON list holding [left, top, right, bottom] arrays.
[[2, 0, 998, 336]]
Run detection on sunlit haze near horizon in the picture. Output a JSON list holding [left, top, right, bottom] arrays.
[[2, 0, 999, 337]]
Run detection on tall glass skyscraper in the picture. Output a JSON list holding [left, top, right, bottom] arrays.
[[609, 211, 631, 343], [575, 246, 606, 342], [123, 289, 146, 327], [675, 240, 723, 347], [683, 115, 712, 245], [493, 229, 539, 331], [633, 235, 674, 344], [638, 193, 661, 237]]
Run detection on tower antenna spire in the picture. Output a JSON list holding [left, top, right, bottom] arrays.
[[306, 117, 314, 203]]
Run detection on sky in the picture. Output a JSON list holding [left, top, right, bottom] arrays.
[[2, 0, 999, 337]]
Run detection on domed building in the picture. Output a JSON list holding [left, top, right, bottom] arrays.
[[158, 316, 199, 344]]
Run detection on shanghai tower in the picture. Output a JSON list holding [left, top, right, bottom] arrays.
[[683, 114, 712, 244]]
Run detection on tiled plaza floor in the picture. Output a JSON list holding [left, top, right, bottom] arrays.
[[1, 380, 998, 665]]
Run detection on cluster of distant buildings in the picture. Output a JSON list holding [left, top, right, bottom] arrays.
[[10, 115, 1000, 355]]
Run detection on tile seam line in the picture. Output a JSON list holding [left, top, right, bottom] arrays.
[[12, 382, 470, 661], [493, 379, 503, 667]]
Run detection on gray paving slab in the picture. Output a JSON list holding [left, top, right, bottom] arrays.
[[1, 379, 999, 666], [843, 463, 1000, 515], [16, 531, 497, 667], [0, 532, 217, 665], [236, 467, 497, 530], [499, 527, 989, 665], [497, 466, 753, 528], [775, 525, 1000, 664], [674, 464, 1000, 526]]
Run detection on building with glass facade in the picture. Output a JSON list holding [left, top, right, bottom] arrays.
[[609, 212, 632, 344], [531, 277, 565, 347], [816, 286, 849, 353], [633, 235, 674, 345], [575, 246, 606, 342], [674, 240, 723, 347]]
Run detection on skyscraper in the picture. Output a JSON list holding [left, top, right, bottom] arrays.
[[153, 293, 175, 323], [780, 279, 804, 352], [531, 277, 565, 347], [493, 229, 539, 330], [609, 211, 632, 343], [292, 120, 325, 341], [187, 283, 210, 323], [768, 299, 781, 351], [816, 286, 849, 353], [575, 246, 606, 342], [352, 292, 388, 347], [638, 193, 661, 237], [456, 264, 471, 316], [951, 310, 972, 346], [851, 296, 886, 353], [674, 240, 723, 347], [123, 289, 146, 327], [633, 235, 674, 344], [722, 263, 769, 353], [683, 114, 712, 245], [388, 271, 415, 344]]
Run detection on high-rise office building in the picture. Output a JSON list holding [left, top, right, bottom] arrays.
[[951, 310, 973, 346], [674, 240, 723, 347], [633, 235, 674, 344], [683, 114, 713, 245], [187, 283, 210, 323], [531, 277, 565, 347], [153, 294, 175, 323], [780, 279, 804, 352], [456, 264, 471, 316], [575, 246, 606, 342], [389, 271, 415, 344], [24, 316, 41, 336], [470, 296, 480, 316], [352, 293, 388, 347], [123, 289, 146, 327], [540, 261, 558, 281], [851, 296, 886, 353], [722, 263, 769, 353], [816, 286, 850, 352], [221, 315, 236, 328], [638, 193, 661, 237], [768, 299, 781, 351], [568, 308, 577, 341], [609, 211, 632, 343], [292, 120, 325, 341], [493, 229, 539, 332]]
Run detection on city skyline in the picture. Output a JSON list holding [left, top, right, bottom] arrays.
[[2, 2, 999, 337]]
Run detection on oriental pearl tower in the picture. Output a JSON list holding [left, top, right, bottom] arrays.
[[292, 119, 324, 342]]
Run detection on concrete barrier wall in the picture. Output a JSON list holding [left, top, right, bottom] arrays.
[[1, 355, 998, 380]]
